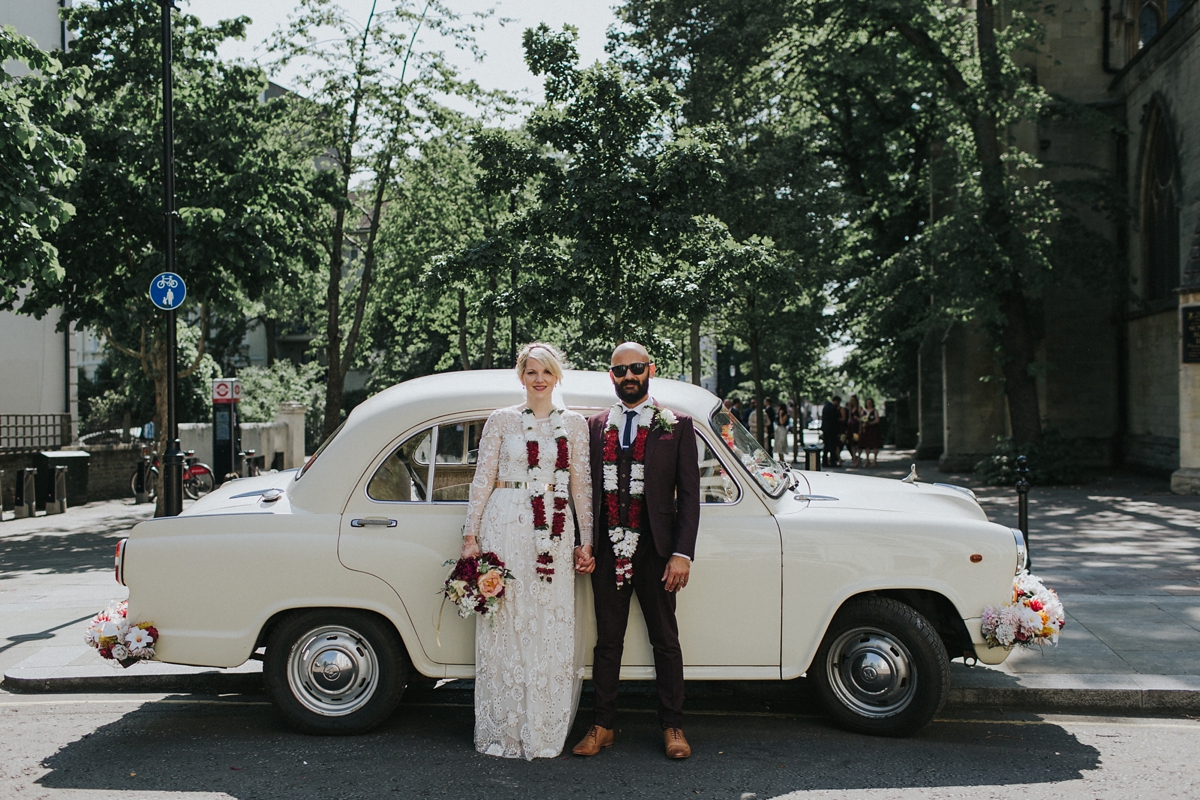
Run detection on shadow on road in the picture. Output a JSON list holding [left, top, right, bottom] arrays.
[[35, 690, 1100, 797], [0, 528, 129, 579]]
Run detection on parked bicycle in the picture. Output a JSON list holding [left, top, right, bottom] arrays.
[[130, 448, 216, 501]]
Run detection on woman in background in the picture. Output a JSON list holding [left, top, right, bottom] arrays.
[[860, 397, 882, 467]]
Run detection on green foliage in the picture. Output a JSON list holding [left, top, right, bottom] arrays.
[[973, 430, 1085, 486], [0, 26, 86, 301], [235, 361, 326, 449]]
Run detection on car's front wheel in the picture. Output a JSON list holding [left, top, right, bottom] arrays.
[[264, 609, 409, 735], [812, 596, 949, 737]]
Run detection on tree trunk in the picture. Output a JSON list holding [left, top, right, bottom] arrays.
[[482, 272, 496, 369], [748, 305, 766, 445], [458, 289, 470, 370], [322, 205, 347, 440], [264, 317, 277, 366], [689, 315, 702, 385]]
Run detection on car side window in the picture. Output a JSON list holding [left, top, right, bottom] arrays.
[[697, 433, 739, 504], [368, 428, 432, 502], [431, 419, 486, 502]]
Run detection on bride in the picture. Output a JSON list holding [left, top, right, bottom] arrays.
[[460, 342, 595, 760]]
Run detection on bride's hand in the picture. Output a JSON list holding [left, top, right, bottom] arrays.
[[574, 545, 595, 574], [461, 535, 481, 560]]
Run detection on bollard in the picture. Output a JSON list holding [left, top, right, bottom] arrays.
[[0, 468, 4, 520], [1016, 454, 1031, 570], [134, 449, 152, 504], [240, 449, 257, 478], [46, 465, 68, 515], [14, 468, 36, 519], [803, 445, 822, 471]]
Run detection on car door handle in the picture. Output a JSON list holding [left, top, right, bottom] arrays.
[[350, 517, 398, 528]]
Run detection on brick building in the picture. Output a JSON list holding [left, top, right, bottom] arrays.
[[915, 0, 1200, 492]]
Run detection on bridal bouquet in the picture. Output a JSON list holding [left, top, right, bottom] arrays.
[[441, 552, 514, 621], [981, 569, 1066, 649], [84, 600, 158, 667]]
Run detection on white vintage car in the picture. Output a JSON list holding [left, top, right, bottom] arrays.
[[116, 370, 1024, 737]]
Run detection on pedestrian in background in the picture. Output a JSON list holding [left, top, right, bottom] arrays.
[[728, 398, 743, 424], [774, 404, 791, 463], [860, 398, 882, 467], [821, 395, 842, 467], [845, 395, 862, 468]]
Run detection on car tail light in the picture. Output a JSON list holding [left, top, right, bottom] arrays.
[[115, 538, 127, 586]]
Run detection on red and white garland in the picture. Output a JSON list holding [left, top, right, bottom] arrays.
[[523, 407, 571, 582], [601, 402, 676, 587]]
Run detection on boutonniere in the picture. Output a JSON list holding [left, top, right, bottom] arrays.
[[654, 407, 677, 433]]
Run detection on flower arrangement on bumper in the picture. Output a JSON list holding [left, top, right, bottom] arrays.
[[441, 552, 514, 621], [84, 600, 158, 666], [981, 569, 1066, 649]]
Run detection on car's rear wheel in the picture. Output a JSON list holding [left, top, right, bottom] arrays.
[[813, 596, 949, 737], [264, 609, 408, 735]]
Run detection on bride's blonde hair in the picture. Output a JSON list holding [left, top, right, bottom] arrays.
[[515, 342, 567, 383]]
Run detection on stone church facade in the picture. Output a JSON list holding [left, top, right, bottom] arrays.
[[916, 0, 1200, 492]]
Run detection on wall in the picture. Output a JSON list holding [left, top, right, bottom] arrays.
[[1126, 311, 1181, 471]]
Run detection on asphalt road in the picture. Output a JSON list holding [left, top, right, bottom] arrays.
[[2, 684, 1197, 799]]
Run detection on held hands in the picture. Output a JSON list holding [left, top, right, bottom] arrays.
[[461, 535, 481, 560], [574, 545, 595, 574], [662, 555, 690, 593]]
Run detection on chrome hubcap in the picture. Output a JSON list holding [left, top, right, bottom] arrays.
[[826, 626, 915, 718], [286, 625, 379, 717]]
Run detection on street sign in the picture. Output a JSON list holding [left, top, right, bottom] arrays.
[[212, 378, 242, 404], [149, 272, 186, 311]]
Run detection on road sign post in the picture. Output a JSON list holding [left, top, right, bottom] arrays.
[[158, 0, 183, 517]]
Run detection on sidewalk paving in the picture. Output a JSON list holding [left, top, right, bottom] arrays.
[[4, 456, 1200, 713]]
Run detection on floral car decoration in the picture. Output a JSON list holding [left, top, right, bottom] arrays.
[[981, 569, 1066, 648], [84, 600, 157, 666], [441, 552, 514, 621]]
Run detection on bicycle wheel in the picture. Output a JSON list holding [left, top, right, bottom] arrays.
[[184, 465, 215, 499]]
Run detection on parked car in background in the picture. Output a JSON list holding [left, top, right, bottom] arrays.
[[116, 371, 1024, 737]]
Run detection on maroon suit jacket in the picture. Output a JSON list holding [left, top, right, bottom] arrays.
[[588, 406, 701, 561]]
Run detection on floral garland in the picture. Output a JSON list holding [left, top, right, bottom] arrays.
[[601, 402, 677, 587], [84, 600, 157, 667], [523, 407, 571, 582], [981, 569, 1066, 649]]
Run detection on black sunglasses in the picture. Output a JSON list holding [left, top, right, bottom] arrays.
[[610, 362, 652, 378]]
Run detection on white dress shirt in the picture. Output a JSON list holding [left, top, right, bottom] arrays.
[[618, 397, 691, 563]]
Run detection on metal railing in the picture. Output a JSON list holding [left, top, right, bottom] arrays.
[[0, 414, 72, 453]]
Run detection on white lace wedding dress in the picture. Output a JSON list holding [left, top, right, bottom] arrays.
[[464, 405, 594, 760]]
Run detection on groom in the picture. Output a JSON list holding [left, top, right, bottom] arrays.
[[573, 342, 700, 760]]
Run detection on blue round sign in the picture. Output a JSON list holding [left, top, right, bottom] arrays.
[[149, 272, 186, 311]]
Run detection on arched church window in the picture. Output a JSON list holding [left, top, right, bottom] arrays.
[[1138, 3, 1161, 48], [1141, 105, 1180, 302]]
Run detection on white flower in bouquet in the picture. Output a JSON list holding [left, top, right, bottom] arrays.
[[110, 644, 129, 661], [100, 620, 121, 640], [125, 627, 154, 650]]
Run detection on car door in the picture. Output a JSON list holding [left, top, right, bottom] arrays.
[[338, 417, 486, 670], [673, 431, 782, 673]]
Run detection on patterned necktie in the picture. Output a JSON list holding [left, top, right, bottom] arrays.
[[623, 410, 638, 448]]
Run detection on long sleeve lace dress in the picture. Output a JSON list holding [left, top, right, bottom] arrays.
[[463, 405, 593, 760]]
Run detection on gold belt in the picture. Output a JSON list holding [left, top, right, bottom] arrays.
[[495, 481, 554, 491]]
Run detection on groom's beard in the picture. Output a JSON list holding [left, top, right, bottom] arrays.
[[616, 376, 649, 405]]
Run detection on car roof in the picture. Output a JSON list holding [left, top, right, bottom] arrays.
[[291, 369, 722, 513]]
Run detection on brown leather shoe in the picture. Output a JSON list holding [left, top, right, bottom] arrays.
[[572, 725, 614, 756], [664, 727, 691, 759]]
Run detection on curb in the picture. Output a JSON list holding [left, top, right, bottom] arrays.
[[947, 685, 1200, 713], [1, 671, 263, 695]]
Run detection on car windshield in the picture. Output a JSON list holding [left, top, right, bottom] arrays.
[[708, 407, 789, 496]]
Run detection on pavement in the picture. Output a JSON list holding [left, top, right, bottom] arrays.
[[3, 450, 1200, 715]]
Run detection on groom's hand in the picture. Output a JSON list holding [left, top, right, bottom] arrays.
[[662, 555, 690, 593], [574, 545, 595, 574]]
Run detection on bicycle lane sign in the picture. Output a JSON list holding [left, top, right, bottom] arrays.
[[149, 272, 187, 311]]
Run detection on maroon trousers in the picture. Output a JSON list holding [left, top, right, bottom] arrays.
[[590, 535, 685, 729]]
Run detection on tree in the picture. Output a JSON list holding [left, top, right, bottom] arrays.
[[18, 1, 319, 512], [0, 26, 86, 305], [268, 0, 495, 438]]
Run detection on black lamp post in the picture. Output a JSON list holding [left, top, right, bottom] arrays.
[[159, 0, 183, 516]]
